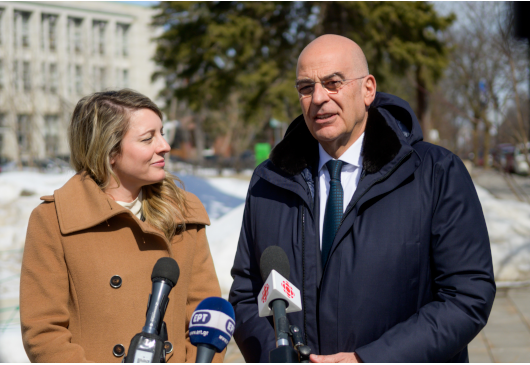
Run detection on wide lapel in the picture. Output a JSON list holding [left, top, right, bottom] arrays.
[[54, 173, 170, 247]]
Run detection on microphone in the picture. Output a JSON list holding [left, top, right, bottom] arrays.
[[258, 246, 301, 362], [143, 257, 180, 335], [258, 246, 302, 320], [189, 297, 235, 363], [124, 257, 180, 363]]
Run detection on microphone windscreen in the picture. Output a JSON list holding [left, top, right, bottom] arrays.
[[151, 257, 180, 286], [190, 297, 235, 352], [259, 246, 290, 282]]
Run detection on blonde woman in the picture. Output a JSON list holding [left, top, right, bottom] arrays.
[[20, 90, 223, 362]]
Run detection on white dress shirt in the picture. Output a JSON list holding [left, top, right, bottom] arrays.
[[318, 133, 364, 249]]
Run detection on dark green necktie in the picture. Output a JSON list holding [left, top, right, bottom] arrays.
[[322, 159, 344, 268]]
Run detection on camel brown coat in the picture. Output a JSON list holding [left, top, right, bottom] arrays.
[[20, 173, 224, 363]]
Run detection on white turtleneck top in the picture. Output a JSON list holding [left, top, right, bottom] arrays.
[[115, 190, 143, 220]]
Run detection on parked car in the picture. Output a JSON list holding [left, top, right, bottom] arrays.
[[493, 143, 516, 173], [514, 143, 530, 176], [494, 143, 530, 175]]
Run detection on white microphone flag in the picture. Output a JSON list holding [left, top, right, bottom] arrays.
[[257, 269, 302, 317]]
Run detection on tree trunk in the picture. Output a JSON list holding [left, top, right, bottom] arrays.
[[416, 66, 430, 140], [508, 51, 530, 167], [193, 112, 205, 167], [472, 121, 480, 167], [483, 118, 492, 170]]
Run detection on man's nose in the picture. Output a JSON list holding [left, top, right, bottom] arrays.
[[311, 82, 330, 105]]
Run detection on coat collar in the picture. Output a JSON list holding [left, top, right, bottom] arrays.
[[269, 106, 402, 177], [41, 172, 209, 235]]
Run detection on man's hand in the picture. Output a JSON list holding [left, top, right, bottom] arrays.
[[310, 352, 362, 363]]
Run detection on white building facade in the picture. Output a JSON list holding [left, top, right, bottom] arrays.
[[0, 1, 163, 164]]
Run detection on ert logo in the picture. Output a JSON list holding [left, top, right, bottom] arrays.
[[261, 284, 269, 303], [281, 281, 295, 299], [192, 311, 211, 325], [226, 319, 235, 335]]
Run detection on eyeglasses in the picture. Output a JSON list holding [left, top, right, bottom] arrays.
[[295, 76, 367, 98]]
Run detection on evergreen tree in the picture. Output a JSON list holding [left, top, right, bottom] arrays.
[[152, 2, 454, 162], [315, 1, 455, 133]]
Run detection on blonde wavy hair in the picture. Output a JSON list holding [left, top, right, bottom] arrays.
[[68, 89, 188, 241]]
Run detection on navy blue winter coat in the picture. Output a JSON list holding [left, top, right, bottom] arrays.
[[229, 92, 495, 362]]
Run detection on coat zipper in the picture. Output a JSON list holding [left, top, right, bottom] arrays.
[[338, 150, 413, 238], [301, 206, 308, 345]]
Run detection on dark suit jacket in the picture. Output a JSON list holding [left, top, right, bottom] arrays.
[[229, 92, 496, 362]]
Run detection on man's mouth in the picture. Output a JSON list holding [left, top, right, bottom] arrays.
[[315, 113, 335, 120]]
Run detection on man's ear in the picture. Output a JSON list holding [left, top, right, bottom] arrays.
[[363, 75, 377, 107]]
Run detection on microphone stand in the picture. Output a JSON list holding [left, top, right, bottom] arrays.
[[290, 325, 311, 363], [268, 300, 311, 363], [124, 321, 169, 363]]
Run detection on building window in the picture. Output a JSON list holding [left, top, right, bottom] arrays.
[[13, 61, 18, 91], [41, 14, 58, 52], [115, 68, 120, 88], [40, 16, 45, 50], [14, 11, 31, 48], [67, 63, 72, 94], [41, 62, 46, 91], [44, 115, 59, 156], [0, 59, 4, 90], [92, 20, 106, 55], [0, 113, 5, 157], [123, 69, 129, 88], [99, 67, 106, 90], [0, 9, 4, 46], [75, 65, 82, 94], [116, 23, 130, 57], [22, 61, 31, 92], [17, 114, 31, 151], [68, 17, 83, 54], [49, 63, 58, 94]]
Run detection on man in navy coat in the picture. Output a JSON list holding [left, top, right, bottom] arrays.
[[229, 34, 495, 362]]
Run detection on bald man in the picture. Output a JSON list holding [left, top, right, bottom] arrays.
[[229, 35, 495, 362]]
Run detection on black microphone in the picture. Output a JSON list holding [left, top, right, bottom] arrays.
[[124, 257, 180, 363], [259, 246, 300, 362], [143, 257, 180, 335]]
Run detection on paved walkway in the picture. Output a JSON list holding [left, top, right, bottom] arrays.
[[469, 285, 530, 363], [471, 167, 530, 202]]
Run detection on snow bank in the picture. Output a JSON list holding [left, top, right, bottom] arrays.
[[207, 203, 246, 297], [475, 185, 530, 282], [0, 171, 76, 363], [205, 177, 250, 200], [0, 328, 27, 362], [200, 177, 249, 296]]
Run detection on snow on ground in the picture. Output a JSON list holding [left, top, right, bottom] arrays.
[[207, 203, 246, 297], [0, 170, 76, 362], [1, 169, 530, 362], [475, 185, 530, 282]]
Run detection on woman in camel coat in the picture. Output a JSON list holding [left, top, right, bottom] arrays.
[[20, 90, 224, 362]]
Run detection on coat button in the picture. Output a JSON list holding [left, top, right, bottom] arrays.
[[110, 275, 122, 289], [113, 344, 125, 357], [164, 341, 173, 354]]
